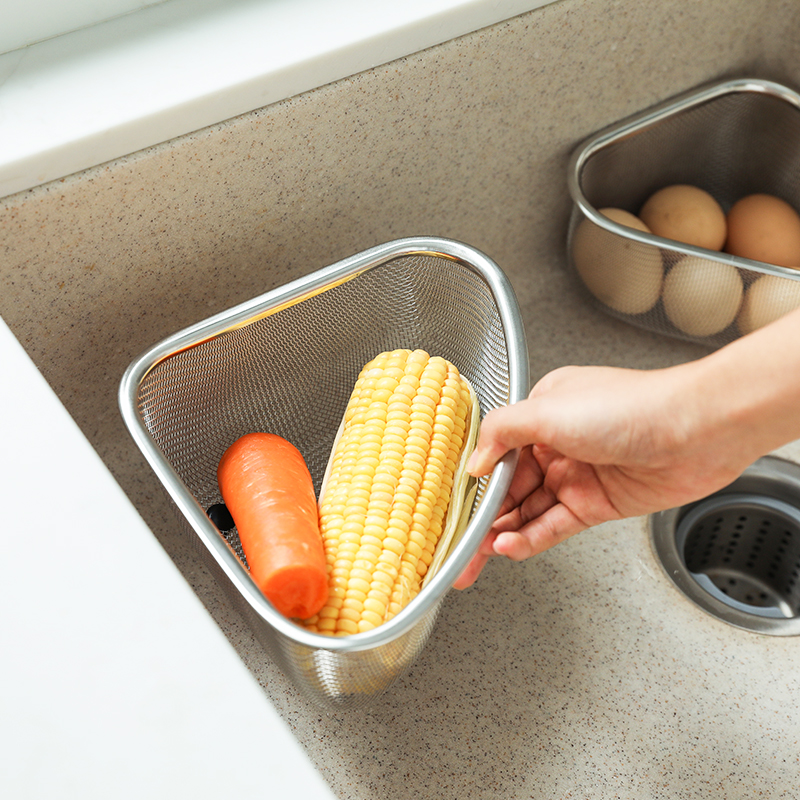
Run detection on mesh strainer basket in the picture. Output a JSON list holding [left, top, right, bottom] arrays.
[[119, 237, 529, 709], [567, 77, 800, 348]]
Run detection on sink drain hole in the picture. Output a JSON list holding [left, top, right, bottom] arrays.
[[678, 495, 800, 618], [650, 456, 800, 635]]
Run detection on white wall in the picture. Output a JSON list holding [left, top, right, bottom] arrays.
[[1, 0, 171, 53]]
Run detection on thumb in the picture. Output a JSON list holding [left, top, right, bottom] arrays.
[[467, 397, 543, 477]]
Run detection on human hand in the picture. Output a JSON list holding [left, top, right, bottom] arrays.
[[454, 361, 760, 589]]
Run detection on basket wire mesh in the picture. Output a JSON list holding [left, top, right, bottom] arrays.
[[567, 78, 800, 348], [120, 237, 528, 709]]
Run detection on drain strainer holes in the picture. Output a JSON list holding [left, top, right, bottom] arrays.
[[678, 496, 800, 618], [650, 456, 800, 636]]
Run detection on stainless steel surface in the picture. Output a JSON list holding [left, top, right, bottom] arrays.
[[567, 77, 800, 348], [650, 456, 800, 635], [119, 236, 529, 708]]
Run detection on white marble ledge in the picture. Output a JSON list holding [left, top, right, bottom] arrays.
[[0, 0, 554, 199], [0, 315, 335, 800]]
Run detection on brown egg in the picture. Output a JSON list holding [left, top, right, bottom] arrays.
[[571, 208, 663, 315], [737, 274, 800, 334], [662, 256, 743, 337], [639, 184, 727, 250], [725, 194, 800, 268]]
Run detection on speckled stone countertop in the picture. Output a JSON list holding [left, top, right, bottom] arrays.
[[1, 0, 799, 797]]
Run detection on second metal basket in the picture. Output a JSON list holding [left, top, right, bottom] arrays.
[[119, 237, 529, 709], [567, 77, 800, 348]]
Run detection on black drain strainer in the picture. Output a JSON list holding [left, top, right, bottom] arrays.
[[650, 456, 800, 635]]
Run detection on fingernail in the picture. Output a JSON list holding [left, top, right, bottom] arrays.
[[466, 449, 479, 474]]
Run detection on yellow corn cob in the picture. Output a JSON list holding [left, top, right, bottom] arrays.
[[303, 348, 478, 636]]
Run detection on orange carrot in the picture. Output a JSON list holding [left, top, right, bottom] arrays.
[[217, 432, 328, 620]]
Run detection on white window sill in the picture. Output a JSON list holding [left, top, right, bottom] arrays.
[[0, 0, 552, 199]]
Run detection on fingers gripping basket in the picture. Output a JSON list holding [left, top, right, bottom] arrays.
[[567, 78, 800, 348], [119, 237, 529, 709]]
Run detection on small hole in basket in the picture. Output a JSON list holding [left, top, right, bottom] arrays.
[[207, 503, 235, 532]]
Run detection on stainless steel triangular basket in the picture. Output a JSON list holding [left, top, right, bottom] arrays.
[[567, 77, 800, 348], [119, 236, 529, 709]]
